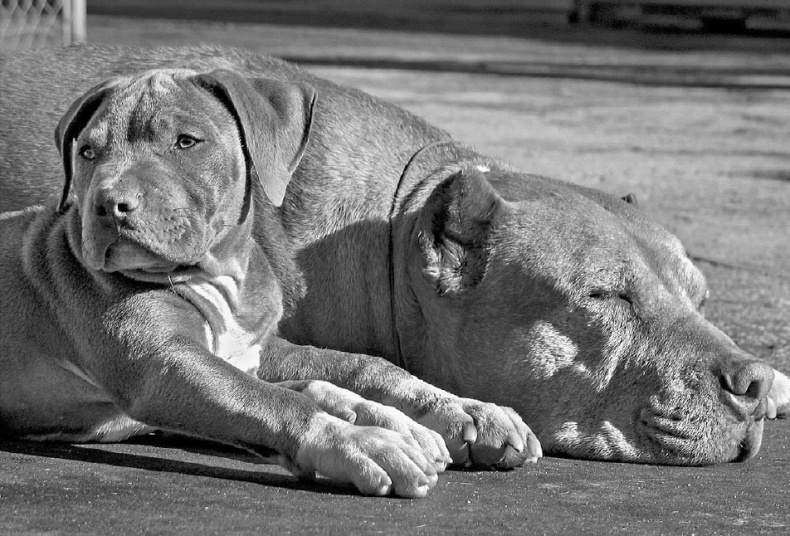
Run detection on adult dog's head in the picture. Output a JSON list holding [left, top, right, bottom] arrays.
[[397, 163, 788, 465], [55, 68, 314, 283]]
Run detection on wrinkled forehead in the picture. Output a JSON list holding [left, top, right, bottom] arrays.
[[107, 69, 198, 111], [86, 69, 224, 141]]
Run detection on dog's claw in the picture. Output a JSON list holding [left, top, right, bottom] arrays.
[[416, 396, 539, 469], [462, 421, 478, 444], [765, 398, 777, 420], [526, 433, 543, 461], [506, 429, 524, 453]]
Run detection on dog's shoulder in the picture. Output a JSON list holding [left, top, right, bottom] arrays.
[[0, 203, 55, 258]]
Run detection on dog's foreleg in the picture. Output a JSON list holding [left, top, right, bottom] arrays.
[[259, 337, 542, 468], [89, 335, 438, 498]]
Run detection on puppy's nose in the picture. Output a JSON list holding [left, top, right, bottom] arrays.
[[93, 187, 141, 221], [719, 358, 774, 416]]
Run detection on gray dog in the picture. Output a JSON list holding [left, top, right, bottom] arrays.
[[0, 66, 542, 498], [1, 45, 787, 467]]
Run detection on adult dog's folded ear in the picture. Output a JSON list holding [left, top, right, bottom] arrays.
[[621, 193, 638, 207], [192, 70, 317, 207], [416, 168, 505, 296], [54, 79, 116, 213]]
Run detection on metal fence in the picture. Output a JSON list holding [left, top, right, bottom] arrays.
[[0, 0, 86, 51]]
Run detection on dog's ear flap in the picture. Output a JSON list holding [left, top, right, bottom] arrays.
[[54, 81, 113, 213], [193, 70, 316, 207], [416, 168, 504, 296]]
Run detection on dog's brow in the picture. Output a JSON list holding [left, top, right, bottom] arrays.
[[84, 120, 109, 148], [146, 72, 180, 93]]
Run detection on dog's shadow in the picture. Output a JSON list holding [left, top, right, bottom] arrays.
[[0, 434, 356, 496]]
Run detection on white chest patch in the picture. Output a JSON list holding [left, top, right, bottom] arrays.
[[182, 276, 262, 376]]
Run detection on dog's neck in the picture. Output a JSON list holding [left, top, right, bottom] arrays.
[[390, 142, 497, 385], [169, 211, 281, 375], [63, 203, 278, 375], [196, 214, 256, 281], [176, 267, 279, 376]]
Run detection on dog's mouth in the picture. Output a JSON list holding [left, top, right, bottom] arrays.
[[635, 405, 763, 464], [103, 240, 200, 283], [636, 408, 706, 461], [119, 264, 201, 284]]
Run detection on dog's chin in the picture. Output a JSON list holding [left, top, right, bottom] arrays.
[[544, 415, 764, 465]]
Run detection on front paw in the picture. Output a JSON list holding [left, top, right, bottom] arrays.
[[278, 380, 450, 472], [417, 397, 542, 469], [766, 369, 790, 419], [289, 413, 438, 498]]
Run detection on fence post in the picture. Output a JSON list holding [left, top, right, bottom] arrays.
[[71, 0, 86, 44], [62, 0, 72, 45]]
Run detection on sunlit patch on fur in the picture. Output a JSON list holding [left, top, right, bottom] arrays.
[[90, 415, 154, 442], [183, 276, 261, 375], [23, 415, 153, 443], [599, 420, 639, 460], [555, 421, 581, 444], [554, 421, 640, 461], [522, 321, 579, 379]]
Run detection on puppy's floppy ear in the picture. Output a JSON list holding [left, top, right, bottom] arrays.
[[416, 168, 504, 296], [192, 70, 316, 207], [54, 80, 113, 213]]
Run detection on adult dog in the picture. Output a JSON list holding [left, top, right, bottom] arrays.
[[1, 45, 787, 466], [0, 67, 543, 499]]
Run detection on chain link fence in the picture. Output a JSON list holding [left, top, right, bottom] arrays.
[[0, 0, 86, 51]]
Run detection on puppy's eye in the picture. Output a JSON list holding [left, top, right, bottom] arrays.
[[175, 135, 200, 150], [79, 146, 96, 161]]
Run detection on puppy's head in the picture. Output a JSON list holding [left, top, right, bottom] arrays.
[[404, 165, 784, 465], [55, 68, 315, 281]]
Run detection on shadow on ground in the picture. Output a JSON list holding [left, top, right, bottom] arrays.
[[1, 422, 788, 534]]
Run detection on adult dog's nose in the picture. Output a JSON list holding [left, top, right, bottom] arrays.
[[719, 358, 774, 417], [93, 185, 142, 221]]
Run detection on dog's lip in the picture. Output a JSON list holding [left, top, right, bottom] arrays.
[[120, 265, 202, 284], [638, 409, 705, 442], [636, 406, 763, 463], [635, 406, 708, 461], [635, 413, 707, 463], [103, 240, 200, 282]]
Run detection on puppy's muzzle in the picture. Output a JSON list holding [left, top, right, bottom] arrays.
[[92, 182, 143, 229]]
